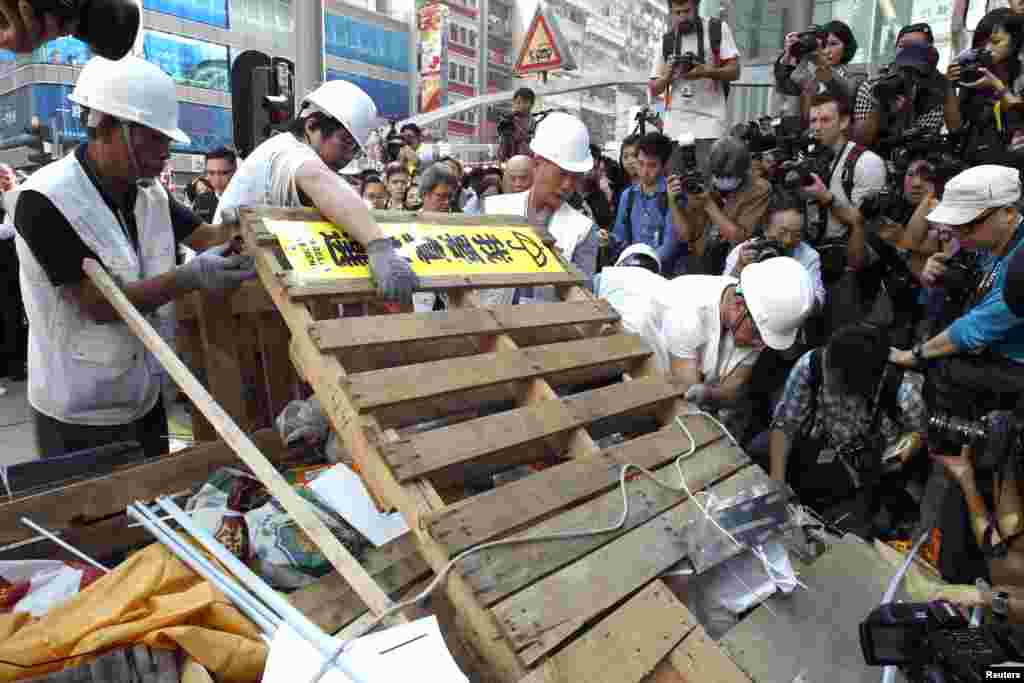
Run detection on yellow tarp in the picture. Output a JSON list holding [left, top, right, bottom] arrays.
[[0, 544, 268, 682]]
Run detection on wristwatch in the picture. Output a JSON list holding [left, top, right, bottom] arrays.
[[992, 590, 1011, 621]]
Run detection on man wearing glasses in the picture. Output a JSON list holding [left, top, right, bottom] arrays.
[[215, 80, 419, 304], [660, 256, 815, 414], [890, 165, 1024, 368]]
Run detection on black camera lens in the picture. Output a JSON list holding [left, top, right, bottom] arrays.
[[30, 0, 141, 61]]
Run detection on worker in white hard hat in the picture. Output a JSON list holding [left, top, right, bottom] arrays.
[[12, 56, 256, 460], [215, 80, 419, 303], [659, 256, 815, 420], [484, 112, 599, 304]]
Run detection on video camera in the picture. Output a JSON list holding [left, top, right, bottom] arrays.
[[861, 600, 1024, 682], [789, 25, 828, 62], [667, 134, 705, 206]]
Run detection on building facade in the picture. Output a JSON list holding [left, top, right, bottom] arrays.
[[0, 0, 415, 184]]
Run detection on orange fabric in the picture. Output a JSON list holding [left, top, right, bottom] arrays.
[[0, 544, 268, 682]]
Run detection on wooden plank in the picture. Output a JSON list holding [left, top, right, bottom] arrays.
[[493, 465, 763, 665], [195, 291, 251, 431], [257, 312, 297, 424], [0, 430, 287, 545], [424, 415, 722, 555], [461, 441, 748, 607], [310, 300, 618, 352], [177, 280, 276, 320], [519, 581, 697, 683], [383, 376, 685, 485], [658, 626, 751, 683], [347, 334, 652, 411], [285, 270, 586, 301], [287, 533, 431, 633]]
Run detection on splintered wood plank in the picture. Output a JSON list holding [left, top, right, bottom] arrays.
[[459, 441, 748, 607], [382, 375, 682, 485], [493, 464, 762, 666], [424, 415, 723, 555], [519, 582, 697, 683], [311, 300, 618, 351], [287, 533, 431, 633], [346, 334, 651, 412], [656, 625, 752, 683], [0, 430, 287, 545], [285, 271, 586, 300]]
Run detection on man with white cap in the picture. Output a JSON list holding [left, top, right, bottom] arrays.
[[13, 56, 255, 459], [890, 165, 1024, 368], [484, 112, 599, 304], [660, 256, 816, 409], [215, 80, 419, 304]]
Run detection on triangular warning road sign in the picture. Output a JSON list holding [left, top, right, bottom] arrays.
[[514, 3, 577, 75]]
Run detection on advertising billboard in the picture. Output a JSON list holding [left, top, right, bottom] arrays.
[[325, 13, 411, 73], [418, 2, 449, 113]]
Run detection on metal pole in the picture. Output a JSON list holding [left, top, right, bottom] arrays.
[[19, 517, 109, 572]]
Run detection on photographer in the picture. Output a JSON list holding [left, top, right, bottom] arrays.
[[672, 135, 770, 275], [497, 88, 536, 163], [853, 33, 950, 150], [944, 9, 1024, 166], [649, 0, 740, 163], [775, 20, 860, 120], [609, 132, 684, 276]]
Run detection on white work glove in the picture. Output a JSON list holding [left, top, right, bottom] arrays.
[[684, 383, 712, 406], [366, 238, 419, 305], [177, 242, 256, 293]]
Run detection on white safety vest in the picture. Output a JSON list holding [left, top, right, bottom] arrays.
[[15, 153, 175, 425], [482, 191, 594, 306]]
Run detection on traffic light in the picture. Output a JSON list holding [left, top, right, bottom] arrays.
[[229, 51, 294, 157], [264, 58, 295, 136], [26, 116, 54, 167]]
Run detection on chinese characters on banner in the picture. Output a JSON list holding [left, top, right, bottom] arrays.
[[263, 220, 568, 280]]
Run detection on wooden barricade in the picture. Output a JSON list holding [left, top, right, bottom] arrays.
[[240, 207, 755, 683]]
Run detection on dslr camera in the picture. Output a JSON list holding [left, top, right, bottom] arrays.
[[861, 600, 1024, 682], [872, 65, 916, 103], [667, 135, 705, 206], [497, 113, 516, 136], [745, 237, 788, 262], [672, 51, 705, 76], [776, 139, 835, 191], [381, 121, 406, 164], [927, 409, 1021, 474], [860, 189, 913, 226], [789, 25, 828, 61], [957, 48, 994, 84]]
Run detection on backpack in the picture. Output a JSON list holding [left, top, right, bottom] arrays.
[[661, 17, 730, 98]]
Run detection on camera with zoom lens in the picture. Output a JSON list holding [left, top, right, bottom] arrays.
[[672, 51, 705, 76], [872, 65, 916, 103], [668, 136, 704, 206], [927, 410, 1021, 473], [746, 237, 788, 262], [777, 140, 835, 191], [29, 0, 140, 61], [381, 121, 406, 164], [957, 47, 994, 84], [497, 113, 515, 135], [861, 600, 1024, 682], [790, 26, 828, 61], [860, 189, 913, 226]]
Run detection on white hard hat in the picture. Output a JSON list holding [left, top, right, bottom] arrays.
[[615, 243, 661, 270], [69, 56, 189, 145], [300, 80, 379, 153], [529, 112, 593, 174], [739, 256, 815, 351]]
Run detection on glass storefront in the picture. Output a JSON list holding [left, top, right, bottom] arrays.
[[229, 0, 292, 39], [326, 69, 410, 119], [143, 30, 230, 91], [143, 0, 229, 28], [31, 36, 93, 66], [325, 13, 411, 73]]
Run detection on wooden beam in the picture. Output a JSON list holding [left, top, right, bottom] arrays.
[[176, 280, 276, 321], [310, 300, 618, 352], [0, 430, 287, 545], [257, 312, 297, 425], [656, 625, 752, 683], [423, 416, 723, 555], [195, 291, 251, 431], [382, 376, 685, 486], [493, 465, 763, 666], [461, 442, 748, 607], [519, 582, 697, 683], [346, 334, 652, 412]]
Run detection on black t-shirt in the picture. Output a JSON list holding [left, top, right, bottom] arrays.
[[14, 145, 201, 288]]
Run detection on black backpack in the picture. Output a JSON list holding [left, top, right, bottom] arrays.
[[661, 17, 730, 98]]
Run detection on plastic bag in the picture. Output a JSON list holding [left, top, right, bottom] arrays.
[[275, 398, 330, 447], [701, 539, 799, 615]]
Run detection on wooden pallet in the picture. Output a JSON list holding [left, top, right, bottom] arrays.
[[240, 207, 756, 683]]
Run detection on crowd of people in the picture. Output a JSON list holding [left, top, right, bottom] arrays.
[[4, 0, 1024, 621]]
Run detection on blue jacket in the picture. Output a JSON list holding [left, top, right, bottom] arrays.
[[948, 225, 1024, 363], [611, 178, 685, 274]]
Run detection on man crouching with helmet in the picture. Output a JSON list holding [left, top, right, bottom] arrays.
[[13, 56, 257, 459], [215, 80, 419, 304]]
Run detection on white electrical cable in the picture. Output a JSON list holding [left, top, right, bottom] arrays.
[[310, 410, 802, 683], [128, 503, 280, 639]]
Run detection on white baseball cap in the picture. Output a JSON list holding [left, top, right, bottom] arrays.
[[739, 257, 816, 350], [615, 243, 661, 270], [927, 165, 1022, 226]]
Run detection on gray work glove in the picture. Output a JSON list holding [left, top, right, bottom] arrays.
[[177, 242, 257, 293], [366, 238, 419, 305]]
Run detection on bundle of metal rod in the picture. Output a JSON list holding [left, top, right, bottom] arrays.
[[126, 502, 280, 639]]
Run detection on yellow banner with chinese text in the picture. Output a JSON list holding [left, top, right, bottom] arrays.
[[263, 220, 567, 280]]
